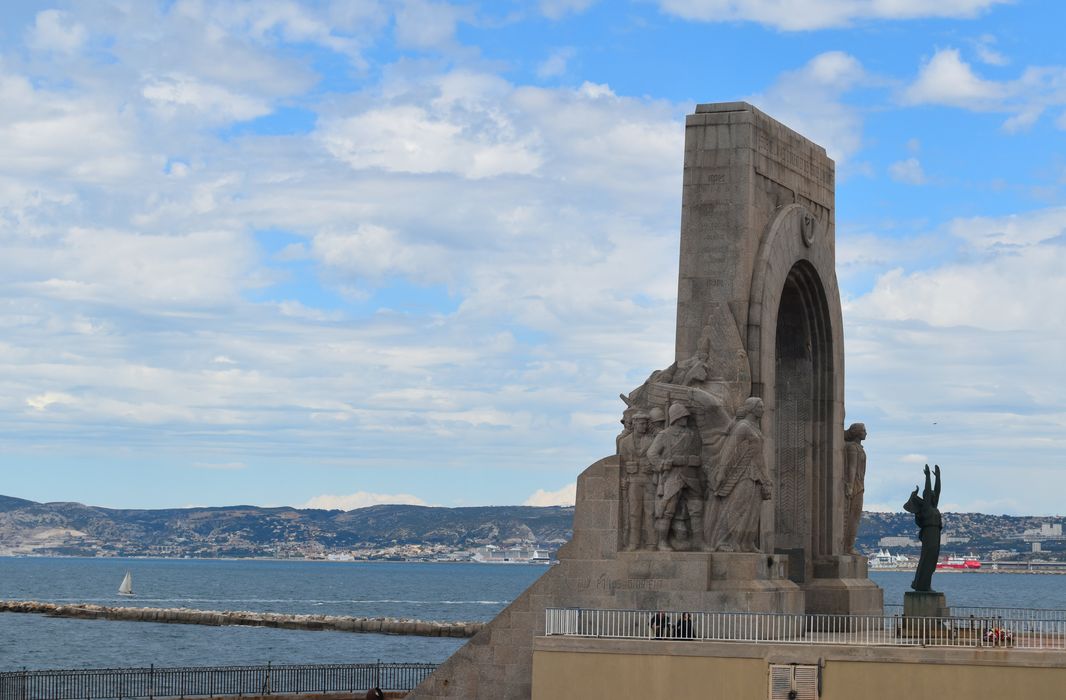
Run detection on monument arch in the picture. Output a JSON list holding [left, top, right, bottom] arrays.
[[747, 203, 845, 583]]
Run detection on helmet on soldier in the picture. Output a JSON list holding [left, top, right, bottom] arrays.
[[667, 402, 690, 425]]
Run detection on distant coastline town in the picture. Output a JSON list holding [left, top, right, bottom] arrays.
[[2, 494, 1065, 568]]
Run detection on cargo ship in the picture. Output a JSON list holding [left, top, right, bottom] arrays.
[[936, 554, 981, 569]]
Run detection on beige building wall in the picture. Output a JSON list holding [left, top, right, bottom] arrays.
[[533, 638, 1066, 700], [534, 652, 765, 700]]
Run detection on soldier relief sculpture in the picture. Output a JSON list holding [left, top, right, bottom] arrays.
[[618, 308, 774, 553]]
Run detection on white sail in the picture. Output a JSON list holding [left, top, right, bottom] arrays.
[[118, 571, 133, 596]]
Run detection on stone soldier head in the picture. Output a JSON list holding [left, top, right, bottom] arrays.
[[737, 396, 764, 421], [845, 422, 867, 442], [632, 411, 649, 435], [649, 406, 666, 430], [667, 402, 690, 427]]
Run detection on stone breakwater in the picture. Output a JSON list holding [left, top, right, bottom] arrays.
[[0, 600, 483, 638]]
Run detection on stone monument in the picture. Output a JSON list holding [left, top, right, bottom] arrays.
[[408, 102, 883, 700]]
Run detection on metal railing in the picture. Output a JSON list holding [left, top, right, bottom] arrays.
[[885, 603, 1066, 623], [0, 662, 437, 700], [544, 607, 1066, 650]]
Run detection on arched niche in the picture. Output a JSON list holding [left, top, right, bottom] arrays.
[[747, 203, 845, 584]]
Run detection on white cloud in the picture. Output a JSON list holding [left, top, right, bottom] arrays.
[[748, 51, 868, 167], [974, 34, 1009, 66], [523, 483, 576, 507], [320, 102, 543, 179], [888, 157, 926, 185], [26, 10, 88, 54], [25, 392, 76, 411], [310, 225, 451, 284], [904, 48, 1006, 108], [902, 49, 1066, 131], [900, 454, 929, 464], [0, 70, 143, 182], [537, 47, 576, 79], [539, 0, 597, 20], [142, 74, 271, 123], [394, 0, 466, 50], [656, 0, 1009, 31], [192, 461, 247, 470], [301, 491, 429, 510], [5, 228, 259, 307], [947, 206, 1066, 250]]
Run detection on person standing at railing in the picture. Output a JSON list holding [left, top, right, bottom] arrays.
[[651, 610, 671, 639], [675, 612, 694, 639], [366, 687, 384, 699]]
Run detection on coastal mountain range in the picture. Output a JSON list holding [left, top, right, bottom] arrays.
[[0, 494, 573, 558], [0, 494, 1061, 560]]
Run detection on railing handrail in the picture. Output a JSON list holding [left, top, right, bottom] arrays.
[[0, 661, 438, 700], [543, 606, 1066, 651]]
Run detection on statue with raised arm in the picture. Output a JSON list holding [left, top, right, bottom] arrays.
[[842, 422, 867, 554], [903, 464, 942, 592]]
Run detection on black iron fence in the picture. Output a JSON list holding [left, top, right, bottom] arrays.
[[0, 662, 437, 700]]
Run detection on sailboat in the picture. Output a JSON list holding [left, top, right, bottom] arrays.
[[117, 570, 134, 596]]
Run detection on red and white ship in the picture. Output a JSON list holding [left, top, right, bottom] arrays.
[[936, 554, 982, 570]]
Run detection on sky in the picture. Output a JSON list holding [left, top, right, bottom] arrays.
[[0, 0, 1063, 515]]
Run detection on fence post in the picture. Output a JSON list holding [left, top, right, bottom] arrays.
[[149, 664, 154, 700], [264, 662, 271, 696], [375, 660, 381, 692]]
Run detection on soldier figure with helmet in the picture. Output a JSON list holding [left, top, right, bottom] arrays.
[[647, 402, 704, 551]]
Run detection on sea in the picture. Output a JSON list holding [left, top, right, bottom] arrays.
[[2, 557, 1066, 671]]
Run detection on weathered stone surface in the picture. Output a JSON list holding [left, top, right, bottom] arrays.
[[903, 591, 950, 619], [409, 102, 884, 700]]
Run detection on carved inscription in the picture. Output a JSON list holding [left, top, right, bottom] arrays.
[[756, 130, 832, 187], [596, 574, 664, 594]]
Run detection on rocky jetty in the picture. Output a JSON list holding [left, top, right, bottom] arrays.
[[0, 600, 483, 637]]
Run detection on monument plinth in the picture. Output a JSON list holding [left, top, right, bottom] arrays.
[[409, 102, 883, 700]]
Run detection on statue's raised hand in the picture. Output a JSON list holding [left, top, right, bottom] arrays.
[[933, 464, 941, 477], [923, 464, 931, 477]]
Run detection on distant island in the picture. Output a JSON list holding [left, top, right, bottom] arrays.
[[1, 494, 1062, 563]]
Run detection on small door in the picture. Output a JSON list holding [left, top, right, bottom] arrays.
[[769, 664, 819, 700]]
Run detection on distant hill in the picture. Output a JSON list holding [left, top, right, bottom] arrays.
[[0, 495, 574, 558], [2, 493, 1061, 560], [857, 510, 1066, 560]]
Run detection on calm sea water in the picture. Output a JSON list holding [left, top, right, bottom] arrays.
[[0, 558, 545, 671], [2, 558, 1065, 671]]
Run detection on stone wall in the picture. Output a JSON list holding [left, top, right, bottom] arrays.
[[532, 636, 1066, 700]]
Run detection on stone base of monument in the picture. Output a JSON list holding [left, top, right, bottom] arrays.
[[802, 554, 886, 625], [899, 591, 952, 639], [903, 590, 950, 618], [610, 550, 804, 618], [411, 455, 883, 699]]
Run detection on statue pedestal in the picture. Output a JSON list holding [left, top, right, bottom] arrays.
[[901, 591, 951, 639], [903, 590, 950, 618], [803, 555, 884, 619]]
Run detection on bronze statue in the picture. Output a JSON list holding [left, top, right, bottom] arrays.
[[903, 464, 942, 592]]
